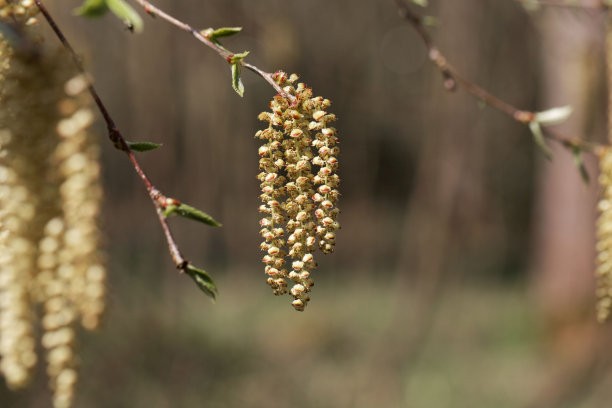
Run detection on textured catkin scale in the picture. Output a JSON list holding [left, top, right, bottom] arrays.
[[0, 12, 105, 408], [53, 78, 106, 331], [0, 0, 39, 24], [596, 148, 612, 322], [256, 71, 340, 311]]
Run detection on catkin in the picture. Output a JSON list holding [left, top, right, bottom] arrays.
[[256, 71, 340, 311], [597, 148, 612, 322], [0, 14, 105, 408], [0, 21, 63, 389], [0, 0, 39, 25]]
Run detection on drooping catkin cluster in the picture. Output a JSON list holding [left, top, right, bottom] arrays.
[[0, 24, 105, 408], [597, 148, 612, 322], [256, 71, 340, 311], [0, 0, 39, 26]]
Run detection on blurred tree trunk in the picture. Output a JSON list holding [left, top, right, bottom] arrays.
[[528, 8, 607, 407], [531, 9, 601, 342]]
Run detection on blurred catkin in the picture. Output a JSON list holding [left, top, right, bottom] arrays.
[[597, 148, 612, 322], [0, 8, 105, 408], [600, 16, 612, 323], [256, 71, 340, 311]]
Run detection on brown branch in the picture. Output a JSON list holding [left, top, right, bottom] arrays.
[[394, 0, 602, 153], [133, 0, 294, 101], [35, 0, 190, 272]]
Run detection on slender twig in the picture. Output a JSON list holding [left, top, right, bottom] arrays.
[[133, 0, 294, 101], [35, 0, 190, 272], [394, 0, 602, 153]]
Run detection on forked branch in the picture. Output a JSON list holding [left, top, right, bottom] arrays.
[[394, 0, 601, 155]]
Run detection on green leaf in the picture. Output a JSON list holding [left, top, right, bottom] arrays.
[[163, 203, 222, 227], [205, 37, 231, 53], [75, 0, 109, 17], [231, 63, 245, 97], [571, 147, 590, 184], [106, 0, 143, 33], [200, 28, 214, 38], [185, 264, 217, 300], [411, 0, 428, 6], [127, 141, 162, 152], [229, 51, 249, 64], [205, 27, 243, 40], [534, 105, 572, 126], [529, 121, 552, 160]]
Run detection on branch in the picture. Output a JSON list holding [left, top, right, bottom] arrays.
[[35, 0, 190, 272], [133, 0, 295, 101], [394, 0, 602, 154]]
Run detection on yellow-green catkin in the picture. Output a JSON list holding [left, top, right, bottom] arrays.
[[54, 74, 105, 332], [0, 5, 56, 387], [597, 150, 612, 322], [0, 0, 39, 26], [596, 148, 612, 322], [40, 75, 105, 408], [0, 14, 35, 391], [600, 15, 612, 323], [256, 71, 340, 311], [0, 14, 105, 408]]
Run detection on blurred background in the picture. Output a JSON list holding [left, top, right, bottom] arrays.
[[4, 0, 612, 407]]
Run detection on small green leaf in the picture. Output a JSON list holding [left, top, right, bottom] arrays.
[[75, 0, 109, 17], [529, 121, 552, 160], [229, 51, 250, 64], [534, 105, 572, 126], [106, 0, 143, 33], [572, 147, 590, 184], [205, 37, 231, 53], [185, 264, 217, 300], [200, 28, 214, 37], [207, 27, 243, 40], [163, 203, 221, 227], [231, 63, 245, 97], [127, 141, 162, 152], [411, 0, 428, 6]]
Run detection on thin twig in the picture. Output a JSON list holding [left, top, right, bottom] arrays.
[[394, 0, 602, 153], [133, 0, 294, 101], [35, 0, 190, 272]]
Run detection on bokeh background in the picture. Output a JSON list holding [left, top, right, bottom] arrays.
[[4, 0, 612, 407]]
